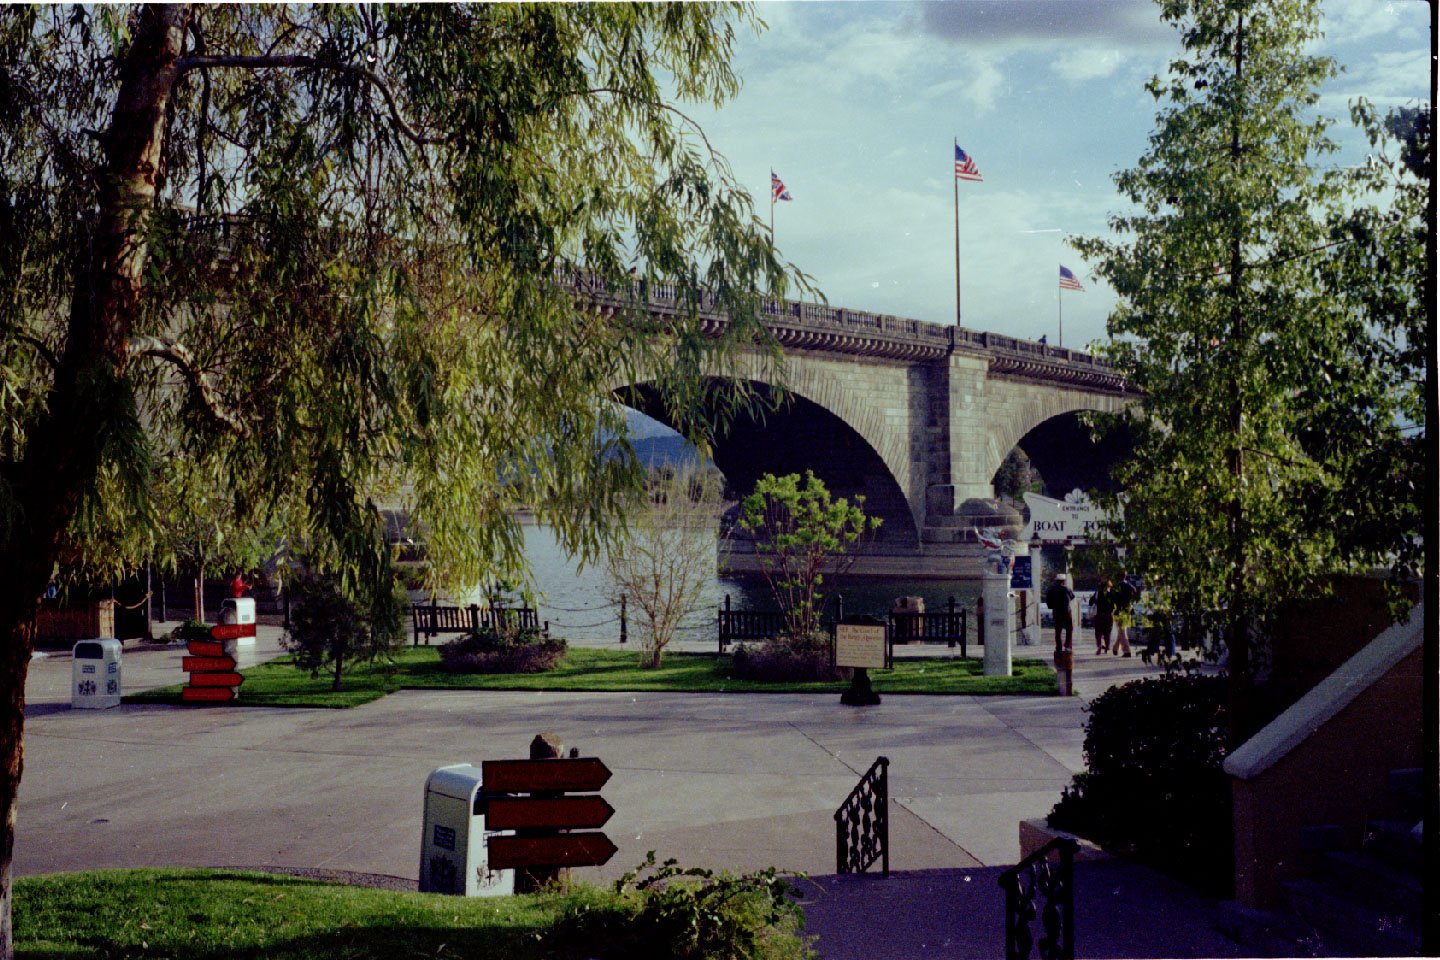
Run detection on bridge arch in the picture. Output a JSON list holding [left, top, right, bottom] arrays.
[[980, 389, 1134, 497], [613, 369, 920, 543]]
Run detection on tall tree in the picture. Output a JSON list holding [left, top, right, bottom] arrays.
[[0, 6, 803, 954], [1073, 0, 1427, 745]]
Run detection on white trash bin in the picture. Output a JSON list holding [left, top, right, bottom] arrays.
[[72, 638, 122, 709], [218, 598, 257, 645], [419, 764, 513, 897]]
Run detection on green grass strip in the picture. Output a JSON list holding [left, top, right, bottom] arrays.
[[124, 646, 1057, 708]]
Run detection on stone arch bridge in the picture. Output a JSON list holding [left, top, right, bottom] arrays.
[[589, 279, 1135, 577]]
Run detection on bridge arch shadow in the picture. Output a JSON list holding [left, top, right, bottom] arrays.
[[613, 379, 920, 546], [1004, 410, 1135, 498]]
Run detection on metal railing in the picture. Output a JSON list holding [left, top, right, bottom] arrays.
[[997, 836, 1078, 960], [888, 606, 968, 654], [835, 756, 889, 876]]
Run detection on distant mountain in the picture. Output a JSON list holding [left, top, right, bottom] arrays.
[[622, 406, 678, 441], [631, 434, 707, 469]]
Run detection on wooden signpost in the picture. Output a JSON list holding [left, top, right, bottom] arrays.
[[480, 755, 616, 889], [180, 623, 252, 703]]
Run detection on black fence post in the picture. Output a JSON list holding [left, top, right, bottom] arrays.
[[948, 596, 957, 648], [977, 596, 985, 649], [620, 595, 628, 645]]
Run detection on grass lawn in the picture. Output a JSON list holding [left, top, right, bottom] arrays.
[[13, 867, 807, 959], [124, 646, 1057, 708]]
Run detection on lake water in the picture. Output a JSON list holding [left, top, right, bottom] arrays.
[[461, 523, 983, 644]]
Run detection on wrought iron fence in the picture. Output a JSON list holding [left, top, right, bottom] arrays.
[[834, 756, 889, 876], [997, 836, 1078, 960]]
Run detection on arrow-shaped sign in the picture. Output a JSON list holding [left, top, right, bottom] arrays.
[[181, 686, 236, 703], [210, 623, 256, 640], [482, 758, 612, 793], [187, 639, 228, 657], [183, 655, 237, 673], [484, 795, 615, 831], [487, 833, 617, 870], [187, 671, 245, 688]]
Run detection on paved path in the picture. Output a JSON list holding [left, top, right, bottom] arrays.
[[19, 629, 1294, 958]]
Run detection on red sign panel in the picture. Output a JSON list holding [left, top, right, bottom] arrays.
[[485, 795, 614, 831], [187, 671, 245, 688], [182, 656, 236, 673], [487, 833, 617, 870], [187, 639, 227, 657], [210, 623, 256, 640], [481, 758, 612, 793], [181, 686, 236, 703]]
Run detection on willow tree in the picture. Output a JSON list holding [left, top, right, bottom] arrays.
[[1075, 0, 1427, 744], [0, 5, 802, 953]]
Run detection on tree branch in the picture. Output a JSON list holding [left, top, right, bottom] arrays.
[[125, 335, 247, 435], [175, 53, 447, 146], [15, 334, 58, 370]]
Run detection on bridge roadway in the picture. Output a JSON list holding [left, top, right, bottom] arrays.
[[578, 275, 1135, 577]]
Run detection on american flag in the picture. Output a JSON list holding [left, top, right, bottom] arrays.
[[771, 171, 792, 202], [1059, 265, 1084, 291], [954, 145, 983, 182]]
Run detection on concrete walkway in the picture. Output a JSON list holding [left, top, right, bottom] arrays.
[[18, 630, 1292, 958]]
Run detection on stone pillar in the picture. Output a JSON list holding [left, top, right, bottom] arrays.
[[982, 555, 1013, 677]]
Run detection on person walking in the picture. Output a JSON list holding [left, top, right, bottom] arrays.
[[1112, 576, 1137, 657], [1044, 575, 1075, 653], [1093, 577, 1115, 654]]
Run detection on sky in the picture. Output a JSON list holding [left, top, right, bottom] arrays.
[[677, 0, 1433, 353]]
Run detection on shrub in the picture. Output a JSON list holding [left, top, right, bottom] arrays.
[[438, 625, 567, 674], [165, 619, 212, 643], [1048, 672, 1231, 894], [283, 570, 407, 691], [542, 853, 811, 960], [731, 632, 847, 683]]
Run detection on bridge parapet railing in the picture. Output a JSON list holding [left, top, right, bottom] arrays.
[[556, 266, 1118, 375]]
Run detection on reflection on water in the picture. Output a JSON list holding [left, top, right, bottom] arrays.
[[462, 524, 983, 642]]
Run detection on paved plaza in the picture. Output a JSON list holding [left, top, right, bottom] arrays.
[[19, 629, 1296, 958]]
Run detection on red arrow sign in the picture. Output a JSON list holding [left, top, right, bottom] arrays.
[[210, 623, 256, 640], [187, 671, 245, 688], [485, 795, 615, 831], [482, 758, 612, 793], [182, 686, 236, 703], [187, 639, 227, 657], [487, 833, 617, 870], [183, 655, 237, 673]]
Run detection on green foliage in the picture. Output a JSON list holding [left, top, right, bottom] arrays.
[[13, 866, 812, 960], [1072, 0, 1427, 734], [991, 447, 1040, 502], [731, 632, 847, 683], [544, 853, 811, 960], [1048, 673, 1231, 895], [438, 624, 567, 674], [282, 568, 405, 691], [736, 472, 880, 638]]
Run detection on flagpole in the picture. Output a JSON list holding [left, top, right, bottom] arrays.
[[1057, 262, 1063, 348], [954, 138, 961, 325], [770, 173, 775, 239]]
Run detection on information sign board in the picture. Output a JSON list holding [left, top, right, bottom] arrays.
[[1010, 556, 1033, 590], [835, 622, 887, 670]]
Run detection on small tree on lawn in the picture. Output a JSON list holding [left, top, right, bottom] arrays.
[[607, 464, 727, 668], [283, 569, 406, 691], [737, 472, 879, 638]]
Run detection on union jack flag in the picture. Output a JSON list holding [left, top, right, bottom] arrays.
[[1059, 265, 1084, 291], [771, 171, 791, 202], [954, 145, 983, 182]]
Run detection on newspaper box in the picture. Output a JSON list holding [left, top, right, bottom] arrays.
[[72, 638, 122, 709], [420, 764, 513, 897]]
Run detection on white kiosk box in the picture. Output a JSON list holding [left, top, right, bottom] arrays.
[[420, 764, 513, 897], [218, 597, 256, 645], [72, 638, 122, 709]]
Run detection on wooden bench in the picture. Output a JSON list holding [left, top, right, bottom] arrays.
[[411, 603, 549, 646]]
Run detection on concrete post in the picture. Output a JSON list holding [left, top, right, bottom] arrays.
[[982, 555, 1013, 677]]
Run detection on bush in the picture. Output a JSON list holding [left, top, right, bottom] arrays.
[[542, 853, 810, 960], [731, 632, 846, 683], [164, 619, 212, 643], [283, 570, 406, 691], [1048, 672, 1231, 895], [438, 625, 567, 674]]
